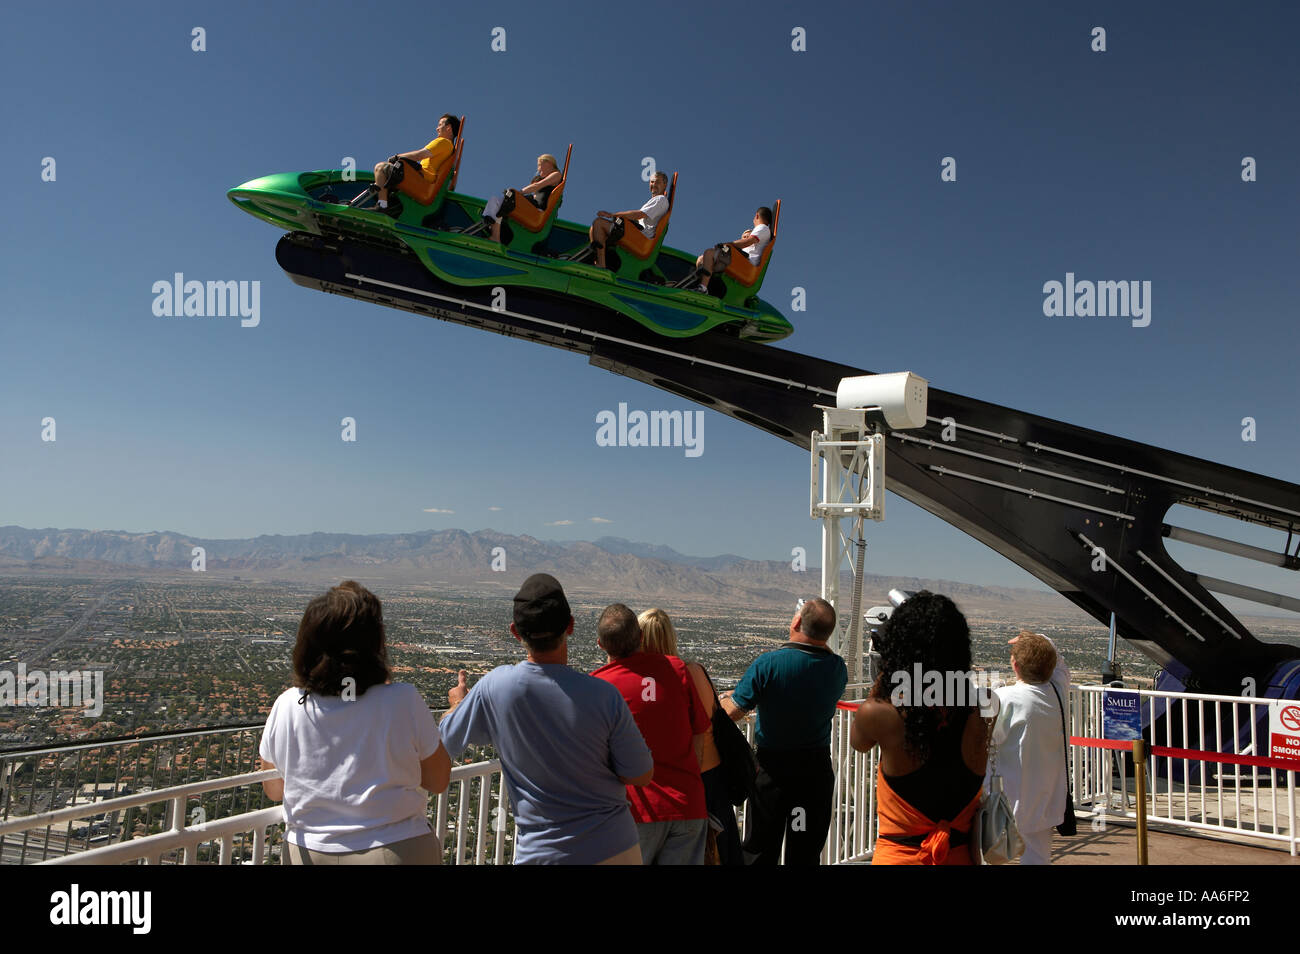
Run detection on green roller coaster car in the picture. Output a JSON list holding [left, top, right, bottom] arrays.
[[228, 130, 793, 343]]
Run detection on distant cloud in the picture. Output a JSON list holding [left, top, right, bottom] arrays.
[[545, 520, 575, 526], [488, 506, 503, 512], [589, 517, 613, 524], [423, 508, 456, 514]]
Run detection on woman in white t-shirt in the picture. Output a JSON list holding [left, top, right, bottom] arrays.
[[259, 580, 451, 865], [988, 631, 1071, 865], [692, 206, 773, 293]]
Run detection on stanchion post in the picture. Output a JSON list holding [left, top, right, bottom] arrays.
[[1132, 739, 1148, 865], [1290, 769, 1296, 857]]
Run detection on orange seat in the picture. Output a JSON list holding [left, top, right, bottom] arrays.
[[617, 171, 677, 261], [450, 121, 467, 190], [508, 143, 572, 232], [723, 198, 780, 287], [395, 115, 466, 206]]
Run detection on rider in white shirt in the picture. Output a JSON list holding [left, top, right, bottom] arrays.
[[589, 172, 671, 269], [693, 206, 772, 293]]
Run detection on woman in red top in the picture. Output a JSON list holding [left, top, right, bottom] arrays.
[[850, 592, 990, 865], [638, 608, 742, 866]]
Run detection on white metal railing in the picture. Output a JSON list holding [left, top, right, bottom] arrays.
[[0, 722, 267, 863], [822, 685, 1298, 863], [1069, 685, 1298, 855], [1, 761, 511, 865], [0, 769, 281, 865], [435, 760, 511, 865], [828, 702, 877, 863], [4, 685, 1294, 864]]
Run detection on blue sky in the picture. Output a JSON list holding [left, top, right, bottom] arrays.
[[2, 1, 1298, 596]]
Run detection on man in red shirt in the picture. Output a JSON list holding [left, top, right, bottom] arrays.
[[592, 604, 711, 865]]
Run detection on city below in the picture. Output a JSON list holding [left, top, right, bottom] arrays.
[[2, 526, 1299, 750]]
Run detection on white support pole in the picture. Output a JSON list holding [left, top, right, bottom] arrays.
[[811, 408, 886, 686], [810, 375, 926, 689]]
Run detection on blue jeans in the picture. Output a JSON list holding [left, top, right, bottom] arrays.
[[636, 818, 708, 865], [702, 766, 743, 865]]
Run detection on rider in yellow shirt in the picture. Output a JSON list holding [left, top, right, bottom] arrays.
[[373, 114, 459, 215]]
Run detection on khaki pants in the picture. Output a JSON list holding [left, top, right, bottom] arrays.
[[283, 831, 442, 866], [595, 843, 643, 865]]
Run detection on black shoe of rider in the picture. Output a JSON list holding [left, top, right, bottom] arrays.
[[383, 198, 404, 219]]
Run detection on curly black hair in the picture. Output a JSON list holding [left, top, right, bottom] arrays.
[[869, 590, 973, 764], [292, 580, 390, 699]]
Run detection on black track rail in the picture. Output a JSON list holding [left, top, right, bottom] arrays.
[[276, 233, 1300, 693]]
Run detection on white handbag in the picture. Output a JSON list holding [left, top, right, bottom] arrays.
[[975, 719, 1024, 865]]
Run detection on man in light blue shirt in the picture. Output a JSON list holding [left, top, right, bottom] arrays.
[[440, 574, 653, 864]]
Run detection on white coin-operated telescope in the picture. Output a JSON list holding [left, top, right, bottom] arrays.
[[861, 590, 915, 685], [812, 374, 928, 686]]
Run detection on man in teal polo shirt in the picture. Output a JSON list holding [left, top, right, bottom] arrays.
[[723, 598, 846, 865]]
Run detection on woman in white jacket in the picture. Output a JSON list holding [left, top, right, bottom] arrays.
[[989, 632, 1070, 865]]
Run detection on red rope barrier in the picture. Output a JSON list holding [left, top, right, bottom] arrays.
[[1070, 736, 1300, 771], [837, 702, 1300, 770], [1069, 736, 1130, 751]]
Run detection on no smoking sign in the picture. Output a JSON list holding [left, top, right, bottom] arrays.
[[1270, 702, 1300, 765]]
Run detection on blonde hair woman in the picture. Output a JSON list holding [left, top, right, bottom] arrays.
[[638, 608, 742, 865], [480, 153, 563, 243]]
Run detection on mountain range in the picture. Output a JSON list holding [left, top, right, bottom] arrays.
[[0, 525, 1081, 617]]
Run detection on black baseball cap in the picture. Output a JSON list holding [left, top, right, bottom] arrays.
[[513, 573, 571, 636]]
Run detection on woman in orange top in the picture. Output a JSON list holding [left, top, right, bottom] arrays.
[[850, 592, 990, 865]]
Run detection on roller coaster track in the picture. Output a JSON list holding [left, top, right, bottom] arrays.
[[274, 233, 1300, 696]]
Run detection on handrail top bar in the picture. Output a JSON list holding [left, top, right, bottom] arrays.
[[0, 721, 267, 759], [1, 708, 453, 759], [2, 687, 1277, 762], [40, 807, 287, 867], [0, 770, 276, 836], [1070, 684, 1280, 706], [0, 759, 504, 836]]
